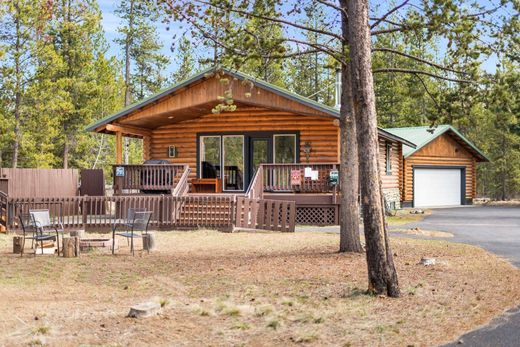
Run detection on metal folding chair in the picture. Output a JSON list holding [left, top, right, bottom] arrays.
[[112, 209, 152, 256], [29, 209, 64, 256]]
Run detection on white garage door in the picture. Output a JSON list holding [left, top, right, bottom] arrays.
[[414, 168, 462, 207]]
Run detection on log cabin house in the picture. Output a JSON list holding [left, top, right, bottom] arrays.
[[86, 66, 416, 225], [385, 125, 489, 208]]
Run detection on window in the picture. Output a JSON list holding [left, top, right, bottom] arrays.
[[223, 135, 244, 191], [385, 142, 392, 175], [200, 136, 221, 178], [274, 134, 297, 163]]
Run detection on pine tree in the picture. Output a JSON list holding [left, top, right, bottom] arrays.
[[239, 0, 287, 86], [0, 0, 41, 167], [41, 0, 106, 168], [115, 0, 168, 163], [171, 35, 196, 83], [288, 2, 335, 104]]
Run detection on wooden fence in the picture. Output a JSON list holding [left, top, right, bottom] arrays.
[[3, 194, 296, 233], [235, 197, 296, 232], [3, 195, 235, 232], [0, 168, 78, 198]]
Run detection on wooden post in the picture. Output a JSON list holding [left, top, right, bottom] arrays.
[[115, 131, 123, 164], [142, 232, 156, 252], [70, 230, 84, 239], [62, 236, 80, 258], [13, 236, 23, 254], [82, 197, 88, 227]]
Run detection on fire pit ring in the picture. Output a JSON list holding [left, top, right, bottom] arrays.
[[79, 238, 118, 252]]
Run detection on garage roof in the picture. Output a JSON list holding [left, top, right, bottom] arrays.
[[384, 125, 490, 162]]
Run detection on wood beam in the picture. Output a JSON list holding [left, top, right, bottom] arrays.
[[115, 131, 123, 164], [106, 124, 152, 138]]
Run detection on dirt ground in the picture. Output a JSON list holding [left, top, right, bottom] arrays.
[[1, 231, 519, 347]]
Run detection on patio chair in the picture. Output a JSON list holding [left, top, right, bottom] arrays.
[[112, 209, 153, 256], [18, 213, 55, 257], [29, 209, 64, 256]]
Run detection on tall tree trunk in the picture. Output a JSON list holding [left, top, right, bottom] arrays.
[[346, 0, 400, 297], [63, 137, 69, 169], [123, 0, 135, 165], [12, 1, 22, 168], [338, 1, 362, 253]]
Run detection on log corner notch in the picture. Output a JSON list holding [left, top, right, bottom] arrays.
[[94, 123, 152, 165]]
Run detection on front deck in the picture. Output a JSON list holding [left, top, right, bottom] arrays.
[[0, 163, 340, 233]]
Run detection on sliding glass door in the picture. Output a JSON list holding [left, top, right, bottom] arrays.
[[198, 132, 298, 192], [223, 135, 245, 191]]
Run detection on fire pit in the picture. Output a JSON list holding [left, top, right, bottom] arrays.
[[79, 238, 118, 252]]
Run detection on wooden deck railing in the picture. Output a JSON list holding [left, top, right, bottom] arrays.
[[0, 191, 8, 231], [112, 164, 187, 194], [261, 163, 339, 193], [3, 195, 235, 231], [245, 166, 264, 199], [172, 166, 191, 197]]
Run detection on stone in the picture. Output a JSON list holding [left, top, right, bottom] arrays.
[[420, 257, 436, 266], [127, 302, 161, 318]]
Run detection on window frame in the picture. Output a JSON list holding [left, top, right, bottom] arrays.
[[273, 134, 298, 164], [222, 134, 245, 192], [385, 142, 392, 175], [199, 135, 222, 179], [196, 131, 300, 192]]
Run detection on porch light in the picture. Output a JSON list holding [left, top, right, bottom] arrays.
[[168, 145, 176, 158], [303, 141, 312, 163]]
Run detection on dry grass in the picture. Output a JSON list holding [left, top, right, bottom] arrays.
[[0, 230, 519, 347], [391, 228, 454, 238], [387, 209, 430, 226]]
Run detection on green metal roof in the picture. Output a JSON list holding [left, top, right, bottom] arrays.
[[384, 125, 489, 162], [85, 66, 415, 147]]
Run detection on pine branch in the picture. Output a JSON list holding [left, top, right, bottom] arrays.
[[315, 0, 347, 16], [373, 68, 476, 84], [413, 73, 442, 111], [190, 0, 344, 41], [370, 0, 409, 29], [371, 26, 413, 36], [372, 47, 468, 75]]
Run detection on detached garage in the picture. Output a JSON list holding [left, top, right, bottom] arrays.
[[385, 125, 489, 207]]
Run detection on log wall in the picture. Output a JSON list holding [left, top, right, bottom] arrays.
[[148, 107, 339, 176], [146, 107, 403, 192], [402, 133, 476, 202]]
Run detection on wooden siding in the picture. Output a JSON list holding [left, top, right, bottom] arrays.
[[118, 73, 333, 129], [0, 168, 78, 198], [402, 133, 476, 202], [148, 107, 339, 179], [379, 139, 401, 190]]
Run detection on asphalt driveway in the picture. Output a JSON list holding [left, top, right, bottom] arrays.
[[399, 205, 520, 266], [398, 206, 520, 347]]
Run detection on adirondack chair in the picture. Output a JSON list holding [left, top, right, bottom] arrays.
[[112, 208, 153, 256]]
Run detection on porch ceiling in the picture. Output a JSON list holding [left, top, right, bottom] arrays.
[[118, 101, 262, 129]]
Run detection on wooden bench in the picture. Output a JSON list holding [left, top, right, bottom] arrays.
[[190, 178, 222, 193]]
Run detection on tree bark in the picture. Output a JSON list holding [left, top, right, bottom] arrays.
[[63, 136, 69, 169], [123, 0, 135, 165], [338, 0, 362, 253], [346, 0, 400, 297], [12, 0, 22, 168]]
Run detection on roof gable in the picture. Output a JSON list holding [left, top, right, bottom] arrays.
[[384, 125, 489, 162], [86, 66, 415, 147]]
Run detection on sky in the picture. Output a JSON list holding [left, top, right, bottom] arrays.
[[98, 0, 501, 76]]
